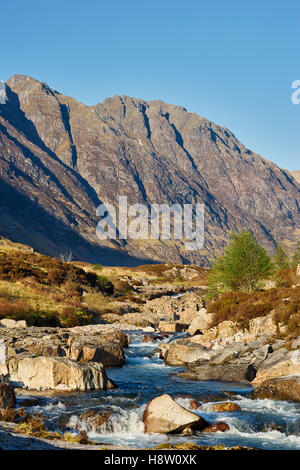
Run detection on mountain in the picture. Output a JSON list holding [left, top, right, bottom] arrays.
[[0, 74, 299, 265]]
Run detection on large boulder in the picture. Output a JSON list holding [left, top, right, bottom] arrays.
[[217, 321, 238, 339], [179, 267, 200, 281], [0, 375, 16, 408], [252, 349, 300, 385], [190, 330, 218, 344], [187, 309, 214, 335], [248, 313, 277, 337], [0, 319, 27, 329], [253, 376, 300, 402], [158, 322, 183, 333], [178, 308, 197, 325], [69, 340, 125, 367], [143, 394, 208, 434], [6, 355, 116, 391], [164, 266, 199, 281], [165, 339, 213, 366]]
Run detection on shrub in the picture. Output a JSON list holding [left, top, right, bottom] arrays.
[[95, 275, 114, 295], [0, 248, 106, 327], [207, 231, 274, 297], [0, 300, 60, 326], [274, 269, 294, 288], [208, 287, 294, 327], [0, 255, 44, 282], [0, 248, 114, 296], [208, 285, 300, 334], [0, 407, 23, 423], [47, 267, 67, 285], [93, 264, 103, 272], [292, 242, 300, 267], [59, 307, 93, 328], [273, 245, 290, 272], [84, 292, 110, 316], [286, 313, 300, 335], [113, 279, 132, 296], [273, 304, 291, 324], [62, 280, 82, 296]]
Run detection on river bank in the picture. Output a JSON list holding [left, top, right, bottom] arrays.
[[0, 261, 300, 450], [1, 329, 300, 450]]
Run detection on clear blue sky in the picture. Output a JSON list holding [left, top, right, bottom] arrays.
[[2, 0, 299, 170]]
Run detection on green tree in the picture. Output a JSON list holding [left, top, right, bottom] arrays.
[[207, 230, 274, 297], [273, 245, 290, 272], [292, 242, 300, 267]]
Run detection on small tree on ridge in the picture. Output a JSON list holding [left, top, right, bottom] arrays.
[[273, 245, 290, 272], [207, 230, 274, 297], [292, 242, 300, 267]]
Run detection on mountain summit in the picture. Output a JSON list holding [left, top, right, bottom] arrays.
[[0, 74, 299, 265]]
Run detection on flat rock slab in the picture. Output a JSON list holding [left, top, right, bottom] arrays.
[[7, 356, 116, 391], [177, 363, 257, 382], [252, 376, 300, 402]]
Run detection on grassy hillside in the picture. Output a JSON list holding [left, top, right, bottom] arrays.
[[0, 238, 114, 327], [207, 272, 300, 338], [0, 238, 207, 327]]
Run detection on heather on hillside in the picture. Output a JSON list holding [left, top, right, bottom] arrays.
[[0, 243, 114, 327], [207, 284, 300, 335]]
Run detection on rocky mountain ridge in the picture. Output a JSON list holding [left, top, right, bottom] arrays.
[[0, 74, 299, 265]]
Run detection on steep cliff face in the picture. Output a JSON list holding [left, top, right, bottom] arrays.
[[0, 74, 299, 265]]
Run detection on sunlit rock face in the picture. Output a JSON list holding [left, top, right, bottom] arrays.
[[0, 74, 299, 265]]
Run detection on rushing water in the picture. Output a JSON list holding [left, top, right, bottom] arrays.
[[22, 332, 300, 450]]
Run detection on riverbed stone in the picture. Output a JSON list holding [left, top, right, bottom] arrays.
[[143, 394, 208, 434], [157, 343, 171, 360], [210, 402, 241, 412], [165, 340, 213, 366], [177, 363, 257, 382], [158, 321, 181, 332], [189, 399, 201, 410], [202, 422, 229, 432], [0, 319, 27, 329], [76, 409, 112, 432]]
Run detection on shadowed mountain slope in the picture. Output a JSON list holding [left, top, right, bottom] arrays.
[[0, 74, 299, 265]]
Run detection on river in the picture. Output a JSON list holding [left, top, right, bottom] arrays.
[[25, 331, 300, 450]]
